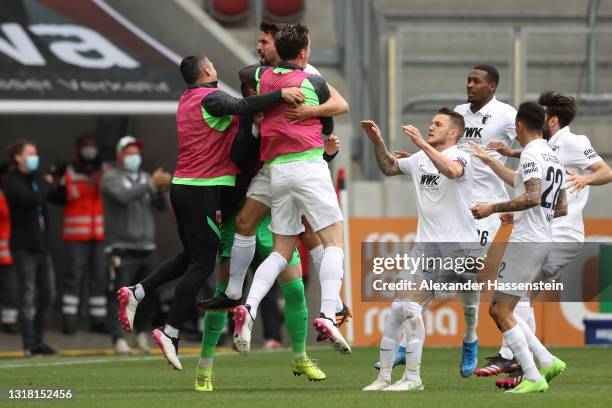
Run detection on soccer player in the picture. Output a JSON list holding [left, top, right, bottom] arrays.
[[229, 24, 350, 354], [481, 92, 612, 388], [453, 65, 518, 377], [362, 108, 480, 391], [115, 54, 304, 371], [194, 81, 339, 390], [203, 22, 351, 331], [471, 102, 568, 394]]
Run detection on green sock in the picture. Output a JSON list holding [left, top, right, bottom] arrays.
[[280, 278, 308, 356], [200, 282, 229, 360]]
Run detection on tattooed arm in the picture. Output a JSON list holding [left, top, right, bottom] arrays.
[[360, 120, 402, 176], [471, 178, 541, 219], [554, 188, 568, 218]]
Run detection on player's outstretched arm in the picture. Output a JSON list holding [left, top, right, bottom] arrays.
[[488, 142, 522, 158], [566, 160, 612, 195], [471, 178, 541, 219], [403, 125, 463, 179], [554, 188, 568, 218], [469, 141, 516, 186], [203, 87, 303, 117], [360, 120, 402, 176]]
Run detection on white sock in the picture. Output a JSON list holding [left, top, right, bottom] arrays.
[[379, 301, 405, 383], [226, 234, 256, 300], [399, 324, 407, 349], [515, 300, 536, 334], [245, 252, 287, 319], [403, 303, 424, 383], [515, 315, 554, 367], [502, 324, 541, 382], [311, 244, 344, 313], [293, 352, 307, 360], [461, 290, 479, 343], [198, 358, 213, 367], [309, 245, 324, 276], [499, 338, 514, 360], [501, 301, 535, 360], [134, 284, 145, 302], [163, 324, 179, 339], [319, 247, 344, 319]]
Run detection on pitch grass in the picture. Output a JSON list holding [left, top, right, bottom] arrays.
[[1, 347, 611, 407]]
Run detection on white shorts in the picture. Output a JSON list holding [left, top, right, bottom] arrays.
[[542, 242, 584, 281], [246, 168, 271, 208], [396, 242, 480, 301], [269, 160, 343, 236], [496, 242, 551, 298], [475, 213, 502, 254]]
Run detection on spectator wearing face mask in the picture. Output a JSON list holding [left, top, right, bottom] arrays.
[[59, 136, 108, 335], [101, 136, 171, 355], [3, 139, 65, 356]]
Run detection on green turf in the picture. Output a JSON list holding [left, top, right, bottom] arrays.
[[1, 347, 611, 407]]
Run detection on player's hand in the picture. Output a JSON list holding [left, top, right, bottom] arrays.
[[281, 87, 304, 105], [43, 174, 53, 184], [394, 150, 412, 159], [283, 104, 314, 122], [500, 212, 514, 226], [324, 135, 340, 156], [468, 141, 493, 165], [401, 125, 425, 147], [360, 120, 383, 142], [471, 203, 494, 219], [566, 169, 589, 196], [487, 142, 514, 157]]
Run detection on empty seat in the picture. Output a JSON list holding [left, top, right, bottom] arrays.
[[207, 0, 250, 23]]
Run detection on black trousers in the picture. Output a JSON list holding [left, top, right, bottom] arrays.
[[108, 249, 157, 341], [62, 240, 107, 321], [13, 250, 55, 349], [0, 264, 18, 325], [140, 184, 232, 329]]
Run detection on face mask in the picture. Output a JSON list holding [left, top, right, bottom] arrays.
[[25, 155, 39, 172], [123, 154, 141, 172], [81, 146, 98, 160]]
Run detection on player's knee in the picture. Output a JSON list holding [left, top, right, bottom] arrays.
[[235, 213, 256, 236]]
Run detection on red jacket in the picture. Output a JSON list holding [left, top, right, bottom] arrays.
[[0, 190, 11, 264], [62, 165, 104, 241]]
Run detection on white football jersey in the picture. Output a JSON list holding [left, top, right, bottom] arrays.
[[455, 97, 517, 204], [510, 139, 565, 243], [398, 146, 478, 242], [304, 64, 321, 76], [547, 126, 601, 242]]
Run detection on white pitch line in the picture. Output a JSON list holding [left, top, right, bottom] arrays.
[[0, 347, 300, 369]]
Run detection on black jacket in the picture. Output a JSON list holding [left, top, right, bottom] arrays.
[[3, 170, 65, 252]]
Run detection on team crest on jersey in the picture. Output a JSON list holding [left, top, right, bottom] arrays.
[[482, 114, 491, 125]]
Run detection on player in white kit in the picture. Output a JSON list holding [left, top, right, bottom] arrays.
[[481, 92, 612, 388], [471, 102, 568, 394], [453, 65, 517, 377], [361, 108, 481, 392]]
